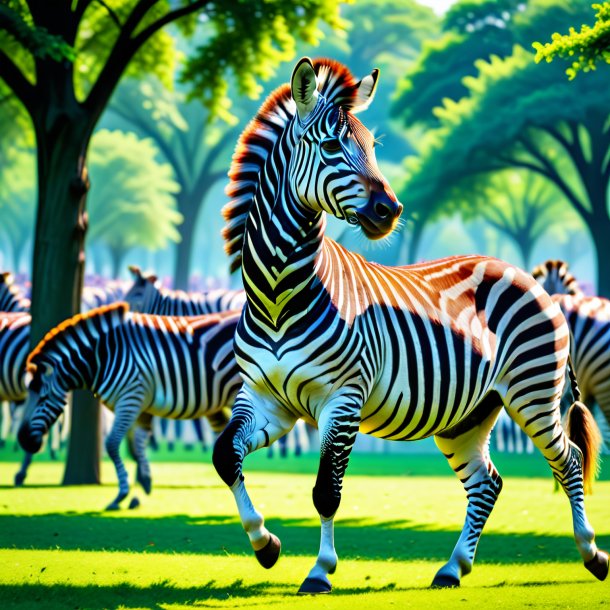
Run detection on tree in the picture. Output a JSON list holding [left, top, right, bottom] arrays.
[[109, 79, 237, 288], [534, 2, 610, 79], [87, 129, 182, 277], [0, 0, 346, 484], [399, 44, 610, 295], [445, 171, 577, 269]]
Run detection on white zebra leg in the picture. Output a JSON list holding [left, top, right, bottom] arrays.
[[432, 404, 503, 588], [213, 388, 295, 567], [299, 401, 360, 595], [104, 402, 142, 511]]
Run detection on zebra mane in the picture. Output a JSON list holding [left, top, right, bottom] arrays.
[[222, 59, 364, 274], [27, 302, 129, 373], [532, 259, 581, 296]]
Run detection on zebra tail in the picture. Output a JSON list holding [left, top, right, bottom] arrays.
[[566, 401, 602, 495]]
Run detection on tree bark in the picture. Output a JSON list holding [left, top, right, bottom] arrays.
[[173, 192, 199, 290], [30, 112, 102, 485], [588, 215, 610, 298]]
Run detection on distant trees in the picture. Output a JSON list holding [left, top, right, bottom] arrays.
[[88, 129, 182, 278], [393, 0, 610, 295]]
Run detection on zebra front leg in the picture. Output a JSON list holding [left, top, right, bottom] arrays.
[[105, 401, 142, 511], [125, 413, 154, 509], [432, 405, 503, 588], [213, 388, 295, 568], [298, 401, 360, 595]]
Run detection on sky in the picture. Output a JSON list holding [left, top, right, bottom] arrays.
[[417, 0, 458, 14]]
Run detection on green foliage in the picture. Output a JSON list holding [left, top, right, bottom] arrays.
[[87, 129, 182, 267], [180, 0, 348, 122], [533, 2, 610, 79]]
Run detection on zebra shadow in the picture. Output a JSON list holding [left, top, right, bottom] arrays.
[[1, 512, 607, 565]]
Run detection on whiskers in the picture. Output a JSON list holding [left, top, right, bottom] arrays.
[[350, 215, 406, 253]]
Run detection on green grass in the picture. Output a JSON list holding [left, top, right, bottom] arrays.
[[0, 445, 609, 609]]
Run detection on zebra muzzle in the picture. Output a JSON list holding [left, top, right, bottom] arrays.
[[17, 421, 43, 454]]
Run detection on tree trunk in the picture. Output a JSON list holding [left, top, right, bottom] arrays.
[[589, 215, 610, 298], [108, 245, 126, 279], [30, 116, 102, 485], [173, 191, 202, 290]]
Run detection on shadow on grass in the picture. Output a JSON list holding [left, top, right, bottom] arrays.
[[0, 576, 601, 610], [1, 512, 607, 566]]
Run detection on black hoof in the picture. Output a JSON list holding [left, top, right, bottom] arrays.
[[105, 502, 121, 511], [297, 577, 332, 595], [128, 497, 141, 510], [254, 533, 281, 569], [585, 550, 609, 581], [137, 471, 152, 495], [14, 471, 26, 487], [431, 573, 460, 588]]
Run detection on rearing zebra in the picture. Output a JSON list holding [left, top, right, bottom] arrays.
[[212, 57, 607, 593], [19, 303, 242, 509]]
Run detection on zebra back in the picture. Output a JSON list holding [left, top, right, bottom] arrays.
[[532, 259, 581, 296], [0, 272, 30, 312]]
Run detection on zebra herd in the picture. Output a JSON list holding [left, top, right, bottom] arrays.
[[9, 58, 610, 593]]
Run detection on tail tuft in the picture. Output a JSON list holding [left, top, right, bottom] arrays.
[[566, 401, 602, 494]]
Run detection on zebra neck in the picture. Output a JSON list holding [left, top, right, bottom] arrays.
[[242, 183, 327, 327]]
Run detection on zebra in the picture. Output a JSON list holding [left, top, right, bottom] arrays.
[[532, 259, 582, 297], [124, 265, 246, 315], [210, 57, 607, 594], [0, 272, 30, 312], [533, 259, 610, 439], [18, 303, 242, 509]]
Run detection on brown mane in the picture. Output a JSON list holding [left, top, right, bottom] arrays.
[[26, 302, 129, 373], [222, 59, 362, 274]]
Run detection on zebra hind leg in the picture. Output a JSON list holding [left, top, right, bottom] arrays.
[[507, 396, 608, 581], [432, 401, 503, 588], [105, 404, 142, 511]]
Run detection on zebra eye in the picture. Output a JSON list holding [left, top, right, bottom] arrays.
[[321, 139, 342, 153]]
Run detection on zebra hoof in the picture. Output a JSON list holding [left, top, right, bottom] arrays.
[[254, 533, 281, 569], [14, 471, 26, 487], [430, 573, 460, 588], [105, 501, 121, 511], [137, 471, 152, 495], [297, 576, 332, 595], [128, 497, 141, 510], [585, 550, 609, 581]]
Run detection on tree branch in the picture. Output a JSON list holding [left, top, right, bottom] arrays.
[[95, 0, 122, 29], [0, 49, 35, 113]]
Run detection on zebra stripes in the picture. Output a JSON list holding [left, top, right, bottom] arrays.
[[212, 57, 607, 593], [19, 303, 242, 509], [0, 273, 30, 312], [532, 259, 581, 296], [125, 265, 246, 315]]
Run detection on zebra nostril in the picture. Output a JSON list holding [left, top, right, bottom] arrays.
[[374, 201, 391, 219]]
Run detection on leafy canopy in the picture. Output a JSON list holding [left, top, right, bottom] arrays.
[[533, 2, 610, 79]]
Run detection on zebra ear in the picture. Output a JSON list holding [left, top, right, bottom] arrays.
[[291, 57, 318, 121], [145, 273, 158, 285], [128, 265, 141, 280], [351, 69, 379, 114]]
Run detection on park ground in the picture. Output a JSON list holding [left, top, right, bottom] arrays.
[[0, 444, 608, 609]]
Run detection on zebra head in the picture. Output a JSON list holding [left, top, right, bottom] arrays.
[[18, 359, 68, 454], [289, 57, 402, 239], [124, 265, 159, 312], [532, 260, 581, 296]]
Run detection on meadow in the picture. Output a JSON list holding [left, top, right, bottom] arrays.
[[0, 446, 608, 609]]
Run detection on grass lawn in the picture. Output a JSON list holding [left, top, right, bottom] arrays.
[[0, 443, 608, 609]]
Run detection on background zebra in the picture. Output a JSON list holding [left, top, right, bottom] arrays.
[[212, 57, 607, 594], [125, 265, 246, 315], [19, 303, 242, 510], [0, 272, 30, 312], [533, 259, 610, 447]]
